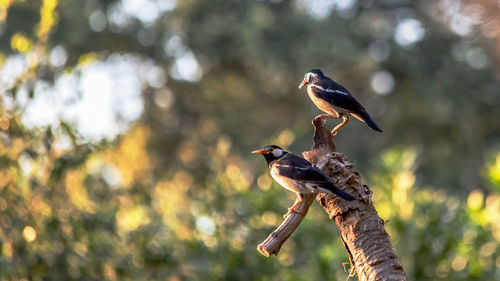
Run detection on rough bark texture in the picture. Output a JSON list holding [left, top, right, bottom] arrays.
[[257, 119, 407, 281]]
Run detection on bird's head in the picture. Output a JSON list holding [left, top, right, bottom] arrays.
[[252, 145, 287, 164], [298, 68, 324, 89]]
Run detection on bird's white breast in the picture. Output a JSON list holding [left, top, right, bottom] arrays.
[[270, 164, 318, 195], [306, 86, 349, 116]]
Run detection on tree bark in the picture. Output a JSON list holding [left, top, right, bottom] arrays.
[[257, 119, 407, 281]]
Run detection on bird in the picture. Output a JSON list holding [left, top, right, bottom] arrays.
[[252, 145, 355, 218], [298, 68, 383, 136]]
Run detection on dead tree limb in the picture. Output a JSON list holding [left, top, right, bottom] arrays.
[[257, 118, 407, 281]]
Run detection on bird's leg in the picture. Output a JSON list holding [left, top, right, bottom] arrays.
[[331, 115, 349, 136], [283, 193, 304, 218]]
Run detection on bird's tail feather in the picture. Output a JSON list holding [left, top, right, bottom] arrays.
[[318, 185, 355, 201], [364, 117, 383, 132], [350, 113, 383, 132]]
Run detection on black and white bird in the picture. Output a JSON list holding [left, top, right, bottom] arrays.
[[298, 68, 383, 136], [252, 145, 355, 217]]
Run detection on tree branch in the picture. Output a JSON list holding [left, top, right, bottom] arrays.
[[256, 118, 335, 257], [257, 118, 407, 280], [256, 193, 316, 257]]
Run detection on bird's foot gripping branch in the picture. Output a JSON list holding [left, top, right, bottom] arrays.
[[256, 118, 407, 281]]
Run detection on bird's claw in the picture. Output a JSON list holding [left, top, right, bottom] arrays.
[[283, 207, 301, 219], [330, 130, 338, 136]]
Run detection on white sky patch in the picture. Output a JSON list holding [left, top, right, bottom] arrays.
[[120, 0, 177, 26], [14, 55, 165, 141], [22, 81, 61, 129], [107, 3, 133, 30], [295, 0, 356, 20], [295, 0, 333, 20], [77, 65, 121, 138], [162, 34, 203, 82], [0, 54, 28, 91], [196, 216, 216, 236], [394, 18, 425, 46], [163, 35, 187, 57], [52, 133, 73, 153], [49, 45, 68, 67], [332, 0, 356, 13], [19, 154, 34, 177], [170, 51, 203, 82], [102, 165, 122, 187], [371, 71, 395, 96]]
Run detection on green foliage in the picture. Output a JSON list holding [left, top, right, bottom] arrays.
[[1, 0, 500, 280], [372, 148, 500, 280]]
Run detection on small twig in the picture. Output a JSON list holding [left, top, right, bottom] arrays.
[[256, 193, 316, 256]]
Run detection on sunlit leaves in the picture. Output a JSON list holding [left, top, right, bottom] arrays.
[[373, 147, 417, 220], [77, 52, 99, 67], [37, 0, 58, 42], [10, 33, 32, 53], [0, 0, 14, 23], [486, 153, 500, 191], [116, 205, 150, 233], [91, 127, 152, 188], [153, 171, 194, 240], [65, 169, 95, 213], [370, 147, 500, 279]]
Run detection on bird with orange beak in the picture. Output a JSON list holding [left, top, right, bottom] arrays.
[[299, 68, 382, 136], [252, 145, 355, 218]]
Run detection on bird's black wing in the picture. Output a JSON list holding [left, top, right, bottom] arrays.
[[273, 154, 355, 201], [273, 154, 332, 184], [312, 80, 370, 119]]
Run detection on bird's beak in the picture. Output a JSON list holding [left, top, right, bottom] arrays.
[[251, 149, 267, 154], [298, 78, 307, 89]]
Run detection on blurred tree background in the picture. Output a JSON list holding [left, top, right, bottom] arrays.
[[1, 0, 500, 280]]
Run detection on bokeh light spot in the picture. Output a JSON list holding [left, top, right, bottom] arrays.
[[467, 190, 483, 211], [196, 216, 216, 236], [170, 51, 203, 82], [262, 211, 277, 226], [466, 47, 488, 69], [89, 10, 107, 32], [49, 45, 68, 67], [154, 88, 174, 109], [22, 226, 37, 242], [451, 255, 468, 271], [370, 71, 395, 95], [0, 115, 10, 130], [278, 130, 295, 147], [394, 18, 425, 46], [10, 33, 32, 53], [257, 175, 272, 191]]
